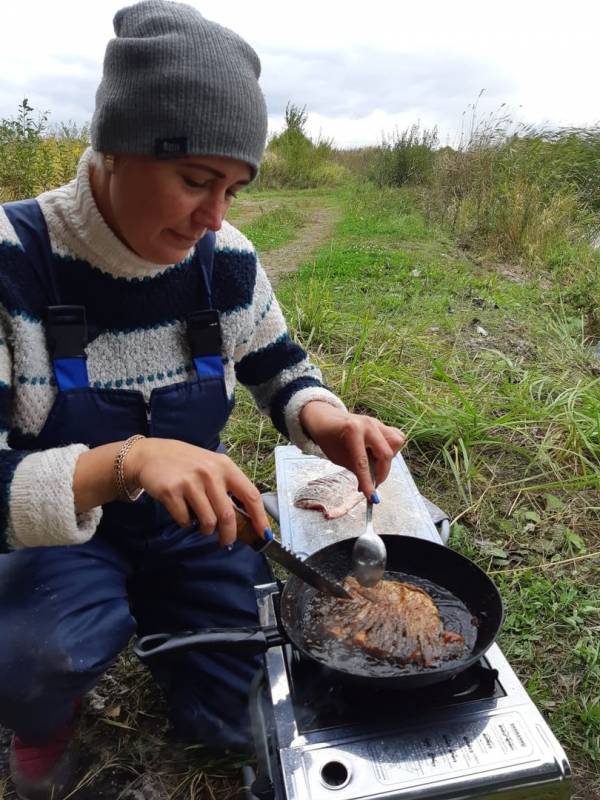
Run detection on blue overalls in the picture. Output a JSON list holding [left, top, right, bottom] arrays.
[[0, 200, 271, 749]]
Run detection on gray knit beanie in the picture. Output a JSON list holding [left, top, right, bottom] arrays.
[[91, 0, 268, 177]]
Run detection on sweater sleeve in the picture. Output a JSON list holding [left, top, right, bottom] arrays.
[[7, 445, 103, 550], [230, 251, 347, 455]]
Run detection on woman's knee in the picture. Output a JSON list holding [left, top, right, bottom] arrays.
[[0, 599, 135, 699]]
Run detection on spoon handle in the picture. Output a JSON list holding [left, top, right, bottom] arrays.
[[366, 497, 373, 531]]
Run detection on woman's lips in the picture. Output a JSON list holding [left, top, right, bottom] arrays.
[[167, 229, 203, 246]]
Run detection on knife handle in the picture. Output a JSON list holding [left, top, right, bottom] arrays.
[[234, 505, 269, 552]]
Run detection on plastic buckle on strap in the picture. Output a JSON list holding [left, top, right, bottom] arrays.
[[193, 355, 224, 379], [187, 310, 221, 357], [46, 305, 87, 359]]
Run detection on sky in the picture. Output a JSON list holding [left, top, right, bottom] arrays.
[[1, 0, 599, 148]]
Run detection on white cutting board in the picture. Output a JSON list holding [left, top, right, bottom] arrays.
[[275, 445, 439, 558]]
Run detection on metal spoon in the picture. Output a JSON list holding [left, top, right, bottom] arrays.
[[351, 458, 386, 587]]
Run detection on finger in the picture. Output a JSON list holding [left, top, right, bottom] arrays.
[[342, 430, 374, 498], [184, 487, 217, 535], [384, 426, 407, 453], [366, 435, 395, 488], [206, 486, 240, 547], [228, 475, 271, 541], [162, 492, 196, 529]]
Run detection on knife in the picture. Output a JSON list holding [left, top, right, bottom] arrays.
[[233, 503, 350, 599]]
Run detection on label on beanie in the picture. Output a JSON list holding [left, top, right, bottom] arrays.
[[155, 137, 188, 158]]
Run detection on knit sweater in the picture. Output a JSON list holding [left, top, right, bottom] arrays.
[[0, 148, 344, 552]]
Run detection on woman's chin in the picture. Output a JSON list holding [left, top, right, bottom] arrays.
[[132, 242, 191, 265]]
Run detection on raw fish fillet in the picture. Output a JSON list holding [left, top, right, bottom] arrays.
[[294, 469, 363, 520], [322, 576, 465, 667]]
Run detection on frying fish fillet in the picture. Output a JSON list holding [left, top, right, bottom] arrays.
[[294, 469, 363, 519], [322, 576, 465, 667]]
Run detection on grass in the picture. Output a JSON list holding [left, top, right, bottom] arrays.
[[1, 149, 599, 795], [227, 182, 600, 796], [235, 204, 306, 252]]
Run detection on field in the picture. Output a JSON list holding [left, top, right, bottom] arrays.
[[0, 104, 599, 798], [231, 184, 600, 799]]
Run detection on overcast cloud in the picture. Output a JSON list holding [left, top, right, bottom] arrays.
[[1, 0, 598, 147]]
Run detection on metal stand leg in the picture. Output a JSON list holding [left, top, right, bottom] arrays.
[[261, 492, 280, 523], [420, 496, 450, 545]]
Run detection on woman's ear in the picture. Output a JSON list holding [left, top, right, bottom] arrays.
[[103, 153, 115, 173]]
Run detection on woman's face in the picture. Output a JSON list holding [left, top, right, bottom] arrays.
[[101, 154, 252, 264]]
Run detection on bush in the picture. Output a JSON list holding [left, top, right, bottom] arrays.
[[256, 103, 348, 189], [420, 108, 600, 266], [369, 125, 438, 188], [0, 100, 88, 201]]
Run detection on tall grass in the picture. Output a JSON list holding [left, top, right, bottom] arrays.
[[281, 184, 600, 499], [344, 102, 600, 273], [369, 125, 439, 187], [423, 110, 600, 267]]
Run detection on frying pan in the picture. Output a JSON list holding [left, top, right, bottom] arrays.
[[134, 535, 504, 690]]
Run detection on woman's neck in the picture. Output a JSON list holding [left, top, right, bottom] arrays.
[[88, 158, 132, 253]]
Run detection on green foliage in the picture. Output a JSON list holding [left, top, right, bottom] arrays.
[[256, 102, 347, 189], [370, 124, 439, 187], [240, 204, 306, 252], [497, 569, 600, 767], [0, 99, 89, 201], [338, 103, 600, 270], [420, 106, 600, 267]]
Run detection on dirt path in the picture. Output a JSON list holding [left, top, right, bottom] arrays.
[[228, 198, 341, 285], [261, 204, 340, 284]]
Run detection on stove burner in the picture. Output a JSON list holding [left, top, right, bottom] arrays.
[[287, 648, 503, 735], [267, 581, 504, 734]]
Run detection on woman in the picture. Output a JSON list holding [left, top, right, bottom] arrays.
[[0, 2, 405, 798]]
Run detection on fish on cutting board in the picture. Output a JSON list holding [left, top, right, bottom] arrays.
[[294, 469, 364, 519]]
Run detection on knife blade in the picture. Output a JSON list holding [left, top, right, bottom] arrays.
[[233, 505, 350, 599]]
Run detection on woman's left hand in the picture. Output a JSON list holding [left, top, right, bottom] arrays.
[[298, 401, 407, 499]]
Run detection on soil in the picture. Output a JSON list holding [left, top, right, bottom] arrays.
[[259, 203, 340, 285], [227, 196, 341, 284]]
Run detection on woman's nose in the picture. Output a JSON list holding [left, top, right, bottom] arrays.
[[193, 193, 227, 232]]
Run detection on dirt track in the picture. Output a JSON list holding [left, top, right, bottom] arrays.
[[260, 204, 340, 284], [228, 197, 341, 284]]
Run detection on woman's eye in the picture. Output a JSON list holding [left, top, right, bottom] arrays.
[[183, 176, 207, 189]]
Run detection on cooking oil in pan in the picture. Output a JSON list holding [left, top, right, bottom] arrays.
[[301, 571, 478, 679]]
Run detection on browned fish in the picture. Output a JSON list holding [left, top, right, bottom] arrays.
[[322, 576, 465, 667]]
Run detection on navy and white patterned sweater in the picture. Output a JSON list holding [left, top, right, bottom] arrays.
[[0, 148, 344, 551]]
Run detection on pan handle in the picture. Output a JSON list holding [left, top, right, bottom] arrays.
[[133, 626, 280, 660]]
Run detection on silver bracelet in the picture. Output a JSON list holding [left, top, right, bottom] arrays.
[[114, 434, 146, 503]]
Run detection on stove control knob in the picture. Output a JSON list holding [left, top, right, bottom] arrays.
[[320, 759, 352, 790]]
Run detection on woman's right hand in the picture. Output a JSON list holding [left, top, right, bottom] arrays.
[[125, 437, 270, 547]]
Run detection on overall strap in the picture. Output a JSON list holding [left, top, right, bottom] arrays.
[[46, 305, 90, 390], [3, 199, 61, 305], [3, 200, 89, 390], [187, 231, 224, 379], [195, 230, 216, 305]]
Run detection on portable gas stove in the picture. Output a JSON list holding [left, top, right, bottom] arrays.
[[243, 583, 571, 800], [242, 448, 572, 800]]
